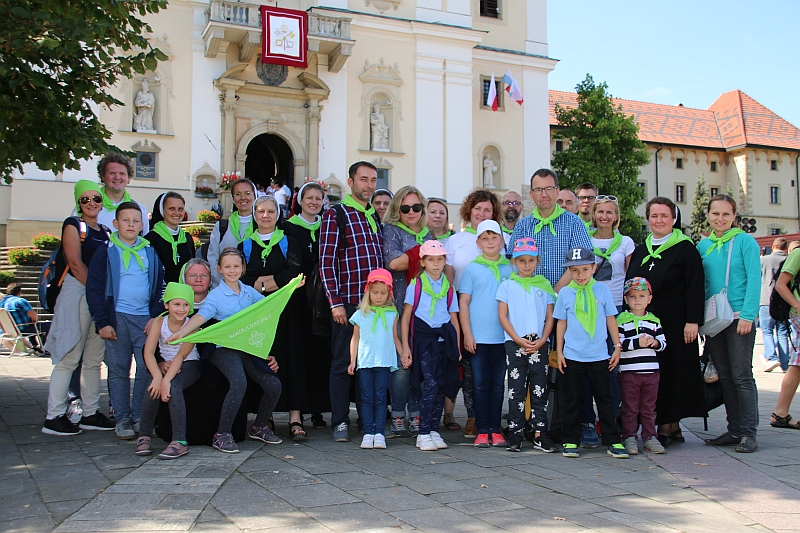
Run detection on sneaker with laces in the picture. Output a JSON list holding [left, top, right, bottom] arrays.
[[532, 432, 557, 453], [333, 422, 350, 442], [644, 436, 665, 454], [115, 418, 135, 440], [158, 441, 189, 459], [580, 422, 599, 448], [360, 434, 374, 449], [562, 443, 580, 458], [42, 414, 82, 436], [408, 416, 420, 435], [212, 432, 239, 453], [135, 436, 152, 456], [506, 440, 522, 452], [607, 443, 630, 458], [491, 432, 507, 447], [416, 434, 438, 451], [623, 436, 639, 455], [79, 412, 115, 431], [389, 416, 405, 438], [248, 424, 282, 444], [66, 399, 83, 425], [373, 434, 387, 449], [429, 431, 448, 449], [132, 420, 140, 434], [474, 433, 491, 448]]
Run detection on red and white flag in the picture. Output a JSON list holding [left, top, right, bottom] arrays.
[[502, 69, 524, 105], [486, 72, 498, 111]]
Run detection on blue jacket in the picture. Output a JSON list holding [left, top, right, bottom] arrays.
[[86, 242, 165, 330]]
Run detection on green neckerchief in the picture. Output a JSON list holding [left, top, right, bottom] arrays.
[[705, 228, 745, 256], [617, 311, 661, 334], [287, 214, 321, 243], [395, 222, 430, 245], [152, 221, 187, 265], [640, 229, 692, 266], [590, 230, 623, 261], [369, 306, 393, 333], [501, 224, 514, 235], [464, 226, 477, 235], [250, 229, 284, 259], [583, 219, 592, 231], [567, 278, 597, 338], [436, 230, 453, 241], [342, 194, 378, 234], [472, 254, 510, 282], [108, 232, 149, 271], [228, 212, 254, 244], [510, 273, 555, 297], [100, 188, 131, 212], [532, 205, 565, 236], [418, 273, 451, 318]]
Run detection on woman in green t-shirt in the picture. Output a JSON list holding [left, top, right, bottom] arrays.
[[771, 247, 800, 430]]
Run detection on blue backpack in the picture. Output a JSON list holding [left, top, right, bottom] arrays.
[[242, 235, 288, 263]]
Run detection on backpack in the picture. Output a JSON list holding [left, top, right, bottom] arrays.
[[242, 235, 288, 263], [39, 217, 87, 312], [769, 259, 797, 321]]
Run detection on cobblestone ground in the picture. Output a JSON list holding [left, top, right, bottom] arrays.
[[1, 334, 798, 532]]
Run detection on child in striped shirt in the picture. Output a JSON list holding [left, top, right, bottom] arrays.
[[617, 277, 667, 455]]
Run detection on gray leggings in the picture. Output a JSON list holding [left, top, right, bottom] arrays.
[[139, 360, 201, 442], [212, 348, 282, 433]]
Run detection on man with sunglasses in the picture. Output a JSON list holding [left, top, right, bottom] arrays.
[[500, 191, 524, 235], [575, 183, 599, 231]]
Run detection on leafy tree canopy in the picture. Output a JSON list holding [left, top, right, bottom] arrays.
[[0, 0, 168, 183], [551, 74, 651, 239]]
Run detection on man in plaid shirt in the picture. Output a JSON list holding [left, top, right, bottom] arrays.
[[0, 283, 42, 354], [319, 161, 384, 442]]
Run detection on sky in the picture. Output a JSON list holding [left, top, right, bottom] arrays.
[[547, 0, 800, 127]]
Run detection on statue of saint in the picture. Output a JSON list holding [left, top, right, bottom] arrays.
[[370, 103, 390, 151], [483, 154, 497, 188], [133, 79, 156, 133]]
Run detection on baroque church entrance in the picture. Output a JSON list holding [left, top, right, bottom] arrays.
[[245, 134, 294, 190]]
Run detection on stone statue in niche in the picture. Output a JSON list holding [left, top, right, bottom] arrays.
[[370, 103, 390, 152], [133, 79, 157, 133], [483, 154, 497, 188]]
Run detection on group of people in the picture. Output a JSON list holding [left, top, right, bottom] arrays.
[[37, 154, 798, 461]]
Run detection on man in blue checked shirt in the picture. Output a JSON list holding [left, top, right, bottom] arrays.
[[0, 284, 43, 354]]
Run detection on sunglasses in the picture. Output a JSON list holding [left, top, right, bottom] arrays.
[[399, 203, 424, 214], [596, 195, 618, 202], [79, 195, 103, 205]]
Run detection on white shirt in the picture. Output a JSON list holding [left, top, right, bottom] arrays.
[[273, 188, 287, 208], [591, 234, 635, 306]]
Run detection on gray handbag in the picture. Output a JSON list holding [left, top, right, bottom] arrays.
[[700, 237, 736, 337]]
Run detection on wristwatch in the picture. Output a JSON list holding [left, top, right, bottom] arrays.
[[261, 281, 266, 294]]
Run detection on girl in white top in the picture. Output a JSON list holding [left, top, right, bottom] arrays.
[[590, 197, 635, 309]]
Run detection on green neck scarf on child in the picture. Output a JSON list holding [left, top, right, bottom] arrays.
[[510, 273, 555, 297], [343, 194, 378, 234], [472, 254, 510, 282], [616, 311, 660, 333], [287, 215, 321, 243], [568, 278, 598, 338], [418, 273, 451, 318], [109, 233, 149, 271], [705, 228, 745, 256], [151, 221, 187, 265], [532, 205, 565, 236], [590, 230, 622, 261], [369, 306, 392, 333], [640, 229, 692, 266], [249, 229, 284, 259]]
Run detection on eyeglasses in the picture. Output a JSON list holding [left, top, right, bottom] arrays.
[[79, 195, 103, 205], [596, 195, 618, 202], [503, 201, 522, 207], [399, 203, 424, 214], [233, 191, 253, 199], [185, 273, 210, 281], [577, 195, 597, 201], [531, 186, 558, 195]]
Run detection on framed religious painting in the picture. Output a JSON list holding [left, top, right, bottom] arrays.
[[260, 6, 308, 69]]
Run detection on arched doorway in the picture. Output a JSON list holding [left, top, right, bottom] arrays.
[[245, 133, 294, 193]]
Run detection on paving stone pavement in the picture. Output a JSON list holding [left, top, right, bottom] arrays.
[[1, 334, 798, 533]]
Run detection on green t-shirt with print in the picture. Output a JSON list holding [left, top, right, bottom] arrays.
[[779, 248, 800, 314]]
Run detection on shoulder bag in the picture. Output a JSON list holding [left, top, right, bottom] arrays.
[[699, 237, 735, 337]]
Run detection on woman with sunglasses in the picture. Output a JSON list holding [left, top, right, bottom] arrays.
[[382, 186, 435, 437], [591, 196, 635, 311], [207, 178, 258, 288], [43, 180, 115, 436]]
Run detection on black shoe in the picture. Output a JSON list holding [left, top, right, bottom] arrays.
[[533, 431, 557, 453], [657, 434, 673, 448], [735, 436, 758, 453], [506, 440, 522, 452], [311, 414, 327, 429], [42, 415, 82, 436], [704, 432, 740, 446], [79, 412, 115, 431]]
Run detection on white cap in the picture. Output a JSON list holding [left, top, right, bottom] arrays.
[[476, 220, 502, 238]]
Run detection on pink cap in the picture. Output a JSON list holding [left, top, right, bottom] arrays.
[[366, 268, 394, 294], [419, 240, 451, 257]]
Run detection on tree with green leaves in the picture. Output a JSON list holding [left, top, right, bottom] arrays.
[[551, 74, 651, 239], [0, 0, 168, 183], [689, 173, 711, 243]]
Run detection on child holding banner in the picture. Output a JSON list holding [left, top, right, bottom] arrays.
[[136, 283, 201, 459], [168, 247, 282, 454], [348, 269, 401, 449]]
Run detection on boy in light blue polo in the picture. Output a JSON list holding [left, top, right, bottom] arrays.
[[553, 247, 626, 459]]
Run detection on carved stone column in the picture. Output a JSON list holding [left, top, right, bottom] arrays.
[[307, 98, 321, 179], [218, 79, 245, 173]]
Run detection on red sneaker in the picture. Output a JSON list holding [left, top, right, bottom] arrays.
[[491, 432, 507, 447], [474, 433, 491, 447]]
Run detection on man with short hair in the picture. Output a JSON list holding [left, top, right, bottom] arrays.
[[92, 153, 149, 234], [320, 161, 384, 442], [272, 181, 288, 217], [0, 284, 42, 354], [761, 237, 790, 372], [557, 189, 579, 214], [575, 183, 599, 230], [500, 191, 523, 235]]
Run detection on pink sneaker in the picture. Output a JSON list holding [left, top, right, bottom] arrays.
[[491, 432, 508, 447], [474, 433, 490, 448]]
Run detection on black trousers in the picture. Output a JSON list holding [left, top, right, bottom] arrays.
[[561, 359, 621, 446], [330, 303, 361, 427]]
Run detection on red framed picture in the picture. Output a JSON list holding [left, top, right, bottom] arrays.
[[260, 6, 308, 69]]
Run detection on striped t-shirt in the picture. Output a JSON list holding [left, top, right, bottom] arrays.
[[617, 314, 666, 373]]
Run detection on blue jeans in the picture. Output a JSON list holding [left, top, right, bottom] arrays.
[[760, 305, 789, 371], [104, 313, 150, 422], [359, 367, 390, 436], [390, 365, 421, 419], [468, 343, 507, 434]]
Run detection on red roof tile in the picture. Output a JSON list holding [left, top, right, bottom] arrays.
[[709, 90, 800, 150]]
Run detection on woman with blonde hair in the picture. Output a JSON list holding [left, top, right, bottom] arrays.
[[590, 196, 635, 310]]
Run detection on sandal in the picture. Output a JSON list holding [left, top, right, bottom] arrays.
[[443, 413, 461, 431], [771, 413, 800, 429], [670, 430, 685, 443], [290, 421, 307, 441]]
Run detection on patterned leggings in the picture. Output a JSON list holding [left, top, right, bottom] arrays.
[[505, 335, 549, 443], [462, 359, 475, 419]]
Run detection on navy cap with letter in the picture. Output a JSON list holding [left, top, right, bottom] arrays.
[[564, 247, 595, 267]]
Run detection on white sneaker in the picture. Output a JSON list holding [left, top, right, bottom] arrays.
[[373, 434, 387, 449], [644, 436, 665, 454], [623, 436, 639, 455], [416, 434, 438, 451], [360, 434, 374, 449], [429, 431, 448, 449], [764, 360, 781, 373]]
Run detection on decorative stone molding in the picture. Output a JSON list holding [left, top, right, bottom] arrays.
[[365, 0, 401, 13]]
